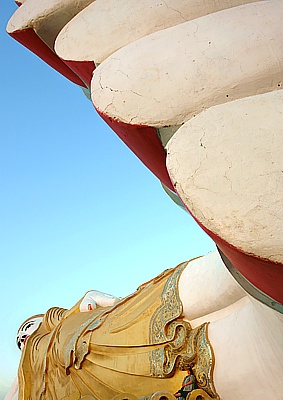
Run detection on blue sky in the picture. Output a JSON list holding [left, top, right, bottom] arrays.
[[0, 3, 214, 398]]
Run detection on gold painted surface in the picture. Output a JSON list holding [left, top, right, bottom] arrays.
[[18, 260, 219, 400], [149, 391, 176, 399], [187, 388, 216, 400], [112, 394, 138, 400]]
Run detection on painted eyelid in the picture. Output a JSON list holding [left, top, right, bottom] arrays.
[[23, 321, 35, 331]]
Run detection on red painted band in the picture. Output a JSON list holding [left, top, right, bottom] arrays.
[[185, 205, 283, 304], [9, 29, 87, 87], [96, 110, 175, 191]]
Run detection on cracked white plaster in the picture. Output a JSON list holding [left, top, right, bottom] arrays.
[[167, 90, 283, 263], [5, 2, 283, 400], [54, 0, 257, 63], [7, 0, 94, 50], [90, 1, 283, 127], [7, 0, 94, 49]]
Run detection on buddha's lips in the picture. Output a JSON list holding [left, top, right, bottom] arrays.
[[24, 335, 30, 345]]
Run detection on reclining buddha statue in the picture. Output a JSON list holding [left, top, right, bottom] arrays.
[[5, 251, 283, 400], [5, 0, 283, 398]]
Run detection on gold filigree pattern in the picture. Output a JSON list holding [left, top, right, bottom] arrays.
[[148, 263, 219, 399], [149, 262, 188, 344], [150, 320, 192, 377], [149, 262, 189, 377], [192, 325, 219, 399]]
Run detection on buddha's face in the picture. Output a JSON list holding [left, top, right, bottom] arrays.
[[16, 316, 43, 351]]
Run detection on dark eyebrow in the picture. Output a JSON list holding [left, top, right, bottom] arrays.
[[21, 320, 35, 331]]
